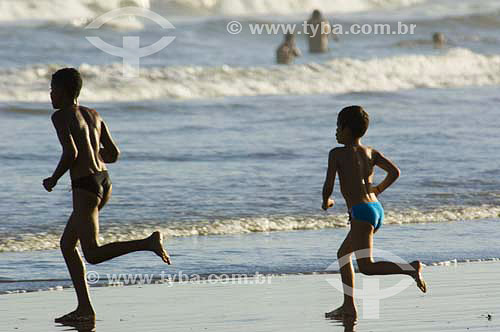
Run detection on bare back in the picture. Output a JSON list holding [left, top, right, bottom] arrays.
[[307, 18, 330, 52], [335, 146, 378, 209], [64, 106, 107, 180]]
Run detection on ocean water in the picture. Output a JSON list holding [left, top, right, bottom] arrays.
[[0, 0, 499, 294]]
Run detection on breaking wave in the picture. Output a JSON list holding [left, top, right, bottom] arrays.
[[1, 204, 499, 252], [0, 48, 499, 102]]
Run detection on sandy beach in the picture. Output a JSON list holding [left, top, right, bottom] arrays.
[[2, 261, 499, 331]]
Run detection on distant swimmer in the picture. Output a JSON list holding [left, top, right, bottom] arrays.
[[306, 9, 337, 53], [277, 33, 302, 65], [432, 32, 446, 48], [396, 32, 449, 48]]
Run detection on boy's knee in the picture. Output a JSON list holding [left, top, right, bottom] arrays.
[[337, 248, 344, 259], [60, 238, 75, 255], [357, 262, 375, 275], [337, 247, 351, 260], [84, 254, 99, 265], [82, 248, 100, 265]]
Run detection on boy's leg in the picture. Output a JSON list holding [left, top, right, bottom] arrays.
[[57, 213, 95, 321], [326, 231, 357, 319], [73, 188, 171, 265], [339, 232, 356, 312], [350, 220, 426, 292]]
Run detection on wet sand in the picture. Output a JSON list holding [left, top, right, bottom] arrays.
[[1, 262, 499, 331]]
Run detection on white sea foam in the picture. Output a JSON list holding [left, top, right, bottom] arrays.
[[0, 0, 150, 27], [0, 0, 425, 24], [431, 258, 500, 266], [3, 0, 500, 26], [154, 0, 427, 16], [0, 48, 499, 102], [1, 205, 499, 252], [154, 0, 500, 21]]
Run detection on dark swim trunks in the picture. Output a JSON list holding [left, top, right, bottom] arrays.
[[72, 171, 111, 199]]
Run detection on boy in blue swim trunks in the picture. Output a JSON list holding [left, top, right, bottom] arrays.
[[321, 106, 427, 321]]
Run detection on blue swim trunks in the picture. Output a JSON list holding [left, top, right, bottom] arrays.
[[351, 202, 384, 231]]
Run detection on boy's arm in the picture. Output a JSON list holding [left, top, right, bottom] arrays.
[[326, 19, 339, 41], [372, 149, 400, 195], [99, 120, 120, 164], [322, 149, 338, 210], [293, 46, 302, 57], [43, 112, 78, 192]]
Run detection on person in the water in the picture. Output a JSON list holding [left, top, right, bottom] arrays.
[[44, 68, 171, 324], [322, 106, 427, 322], [397, 32, 448, 48], [306, 9, 337, 53], [277, 33, 302, 64], [432, 32, 447, 48]]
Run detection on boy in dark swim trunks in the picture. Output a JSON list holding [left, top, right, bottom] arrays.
[[321, 106, 427, 322], [43, 68, 171, 323]]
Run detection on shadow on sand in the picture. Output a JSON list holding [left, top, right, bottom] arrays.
[[327, 315, 357, 332], [55, 320, 96, 332]]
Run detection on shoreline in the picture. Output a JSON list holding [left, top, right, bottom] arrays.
[[2, 257, 500, 295]]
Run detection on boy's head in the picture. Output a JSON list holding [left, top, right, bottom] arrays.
[[50, 68, 82, 109], [336, 106, 369, 144], [312, 9, 322, 19]]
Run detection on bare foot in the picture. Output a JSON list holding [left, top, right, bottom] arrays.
[[55, 309, 95, 323], [410, 261, 427, 293], [325, 305, 357, 321], [57, 320, 96, 332], [150, 231, 171, 265], [325, 306, 344, 319]]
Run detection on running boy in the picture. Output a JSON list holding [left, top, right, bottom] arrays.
[[321, 106, 426, 321], [43, 68, 171, 323]]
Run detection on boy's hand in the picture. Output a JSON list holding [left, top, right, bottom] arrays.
[[322, 198, 334, 211], [43, 177, 57, 192]]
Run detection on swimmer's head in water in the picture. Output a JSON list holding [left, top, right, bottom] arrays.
[[336, 106, 370, 143], [433, 32, 446, 45], [285, 33, 295, 42], [312, 9, 322, 19], [50, 68, 82, 109]]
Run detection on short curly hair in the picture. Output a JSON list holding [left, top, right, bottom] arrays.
[[338, 106, 370, 138], [51, 68, 82, 100]]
